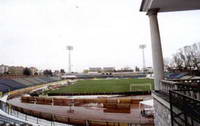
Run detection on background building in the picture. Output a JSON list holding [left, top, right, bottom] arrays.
[[8, 66, 24, 75], [0, 64, 9, 74], [29, 67, 38, 75], [103, 67, 115, 72], [89, 67, 102, 73]]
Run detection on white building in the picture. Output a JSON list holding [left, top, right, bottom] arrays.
[[0, 64, 9, 74], [89, 67, 102, 73], [145, 67, 153, 73], [103, 67, 115, 72]]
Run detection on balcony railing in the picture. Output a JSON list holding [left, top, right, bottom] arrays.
[[161, 80, 179, 93], [158, 79, 200, 126], [160, 79, 200, 100], [169, 90, 200, 126]]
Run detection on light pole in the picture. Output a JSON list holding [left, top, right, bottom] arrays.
[[66, 45, 73, 73], [139, 44, 146, 72]]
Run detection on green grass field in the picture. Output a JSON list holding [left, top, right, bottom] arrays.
[[48, 78, 154, 94]]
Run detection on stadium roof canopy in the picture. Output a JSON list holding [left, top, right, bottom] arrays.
[[140, 0, 200, 12]]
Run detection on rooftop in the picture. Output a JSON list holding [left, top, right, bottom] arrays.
[[140, 0, 200, 12]]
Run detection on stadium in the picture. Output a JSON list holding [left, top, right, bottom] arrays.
[[0, 75, 154, 126], [0, 0, 200, 126]]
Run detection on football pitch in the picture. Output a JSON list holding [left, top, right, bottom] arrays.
[[48, 78, 154, 94]]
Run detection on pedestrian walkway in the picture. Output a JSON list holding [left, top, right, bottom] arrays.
[[8, 96, 153, 125]]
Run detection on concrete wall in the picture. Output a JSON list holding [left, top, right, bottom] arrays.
[[154, 99, 171, 126]]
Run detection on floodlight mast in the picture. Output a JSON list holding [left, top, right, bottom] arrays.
[[139, 44, 146, 72], [66, 46, 73, 73]]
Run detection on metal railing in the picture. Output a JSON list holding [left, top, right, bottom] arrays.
[[169, 90, 200, 126], [0, 101, 72, 126], [0, 100, 154, 126], [158, 79, 200, 126]]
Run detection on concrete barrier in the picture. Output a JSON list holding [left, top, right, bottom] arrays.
[[21, 96, 144, 108], [35, 97, 52, 105], [10, 104, 133, 126]]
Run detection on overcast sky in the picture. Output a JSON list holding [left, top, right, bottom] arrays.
[[0, 0, 200, 72]]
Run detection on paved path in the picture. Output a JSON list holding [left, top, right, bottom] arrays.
[[7, 95, 153, 124]]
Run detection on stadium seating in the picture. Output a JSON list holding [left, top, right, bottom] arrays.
[[23, 78, 40, 85], [0, 79, 26, 91], [0, 76, 61, 94], [38, 77, 60, 83], [12, 78, 33, 86], [38, 77, 51, 83], [0, 85, 10, 93], [50, 77, 61, 81], [32, 78, 46, 83], [165, 72, 188, 79]]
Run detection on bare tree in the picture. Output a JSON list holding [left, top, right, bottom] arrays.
[[164, 57, 174, 72], [191, 43, 200, 70], [168, 42, 200, 73], [173, 54, 183, 71]]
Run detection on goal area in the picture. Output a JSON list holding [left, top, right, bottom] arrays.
[[129, 83, 152, 92]]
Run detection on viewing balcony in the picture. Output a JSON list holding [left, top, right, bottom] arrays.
[[153, 79, 200, 126], [160, 79, 200, 101]]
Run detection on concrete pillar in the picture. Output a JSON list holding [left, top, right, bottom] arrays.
[[147, 9, 164, 90]]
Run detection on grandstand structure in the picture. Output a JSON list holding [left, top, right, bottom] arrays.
[[0, 76, 61, 94], [63, 73, 146, 80], [1, 0, 200, 126], [140, 0, 200, 126], [0, 75, 154, 126], [0, 76, 62, 126]]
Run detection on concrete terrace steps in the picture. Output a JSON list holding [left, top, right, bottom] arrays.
[[0, 79, 27, 91], [13, 78, 34, 86], [23, 78, 41, 85], [32, 78, 47, 83], [0, 76, 61, 93]]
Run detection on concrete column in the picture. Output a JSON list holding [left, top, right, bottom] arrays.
[[147, 9, 164, 90]]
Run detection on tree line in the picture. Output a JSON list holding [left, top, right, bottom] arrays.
[[165, 42, 200, 75], [23, 68, 65, 76]]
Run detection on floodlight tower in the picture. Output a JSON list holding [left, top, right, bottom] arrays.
[[139, 44, 146, 72], [66, 45, 73, 73]]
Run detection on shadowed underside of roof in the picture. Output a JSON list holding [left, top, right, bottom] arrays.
[[140, 0, 200, 12]]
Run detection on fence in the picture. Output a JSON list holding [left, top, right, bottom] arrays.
[[158, 79, 200, 126], [169, 90, 200, 126], [21, 96, 143, 106], [20, 97, 144, 114], [160, 80, 200, 100], [0, 100, 153, 126]]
